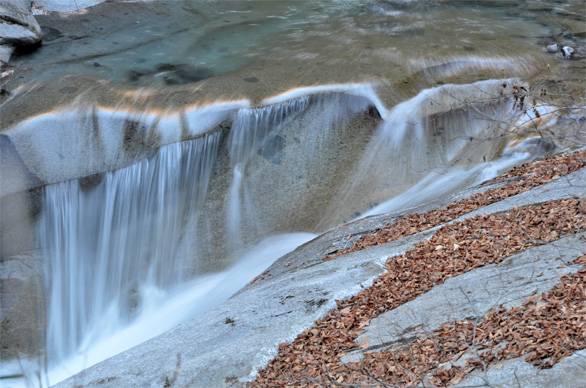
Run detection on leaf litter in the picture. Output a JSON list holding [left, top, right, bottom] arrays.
[[249, 194, 586, 387]]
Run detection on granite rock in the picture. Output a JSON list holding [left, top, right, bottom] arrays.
[[0, 0, 41, 47]]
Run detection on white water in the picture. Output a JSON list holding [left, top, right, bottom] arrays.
[[226, 97, 310, 252], [348, 81, 526, 219], [51, 234, 314, 387], [379, 79, 520, 158], [1, 233, 314, 388], [9, 96, 331, 387], [359, 151, 530, 219], [319, 79, 524, 227], [38, 134, 220, 365]]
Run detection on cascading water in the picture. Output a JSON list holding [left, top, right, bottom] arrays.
[[226, 97, 310, 252], [355, 81, 531, 218], [38, 133, 220, 365], [319, 79, 528, 225], [10, 92, 372, 386], [1, 82, 551, 388]]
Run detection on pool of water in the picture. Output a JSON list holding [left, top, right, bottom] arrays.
[[5, 0, 584, 101]]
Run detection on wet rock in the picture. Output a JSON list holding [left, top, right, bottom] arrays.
[[561, 45, 574, 58], [258, 135, 285, 165], [546, 42, 585, 60], [508, 137, 557, 156], [78, 172, 105, 192], [0, 1, 42, 47], [546, 43, 560, 53], [40, 26, 63, 42], [559, 45, 586, 60], [0, 254, 46, 361]]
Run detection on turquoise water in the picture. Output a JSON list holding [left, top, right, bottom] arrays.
[[9, 0, 584, 93]]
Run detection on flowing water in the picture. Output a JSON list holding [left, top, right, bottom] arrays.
[[0, 0, 584, 387]]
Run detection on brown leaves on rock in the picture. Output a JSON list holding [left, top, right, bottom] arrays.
[[323, 149, 586, 261], [425, 253, 586, 385], [491, 149, 586, 182], [250, 198, 586, 387]]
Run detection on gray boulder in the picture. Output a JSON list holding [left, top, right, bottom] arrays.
[[0, 0, 41, 47]]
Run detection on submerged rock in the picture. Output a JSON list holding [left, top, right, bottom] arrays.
[[126, 63, 215, 85]]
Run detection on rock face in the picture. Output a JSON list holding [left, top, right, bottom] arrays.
[[0, 0, 41, 68], [33, 0, 106, 13]]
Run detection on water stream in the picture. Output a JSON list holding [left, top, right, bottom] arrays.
[[3, 82, 533, 387], [39, 134, 221, 363], [1, 1, 584, 387]]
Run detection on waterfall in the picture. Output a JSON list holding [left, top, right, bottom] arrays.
[[38, 133, 221, 364], [2, 81, 540, 388], [321, 79, 524, 223], [225, 97, 310, 251], [33, 93, 366, 380], [378, 79, 520, 160]]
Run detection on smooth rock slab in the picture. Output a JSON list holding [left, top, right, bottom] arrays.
[[453, 349, 586, 388], [53, 226, 423, 388]]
